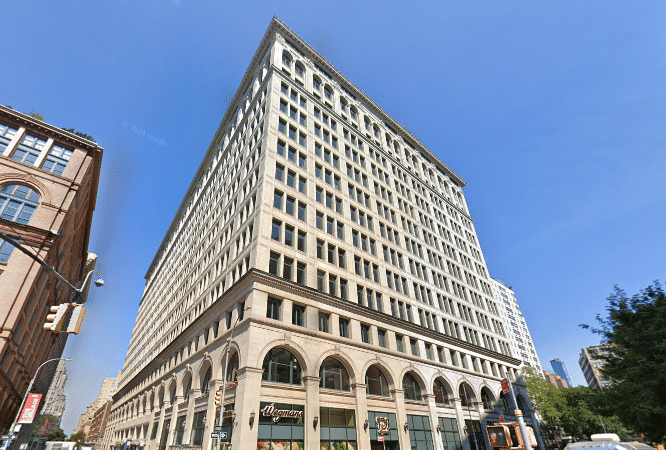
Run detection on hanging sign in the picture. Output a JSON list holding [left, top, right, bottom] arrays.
[[375, 416, 391, 435], [18, 394, 42, 424]]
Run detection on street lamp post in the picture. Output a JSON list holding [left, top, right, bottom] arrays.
[[461, 378, 478, 450], [216, 307, 249, 450], [2, 358, 72, 450]]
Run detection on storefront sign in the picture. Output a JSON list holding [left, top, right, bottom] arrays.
[[38, 417, 53, 436], [18, 394, 42, 424], [260, 403, 304, 423], [375, 416, 391, 435]]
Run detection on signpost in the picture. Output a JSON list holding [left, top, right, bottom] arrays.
[[501, 379, 533, 450]]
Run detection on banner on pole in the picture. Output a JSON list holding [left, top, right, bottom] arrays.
[[18, 394, 42, 424]]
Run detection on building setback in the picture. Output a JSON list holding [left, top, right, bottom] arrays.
[[579, 345, 611, 390], [0, 106, 102, 436], [489, 279, 542, 374], [104, 17, 540, 450]]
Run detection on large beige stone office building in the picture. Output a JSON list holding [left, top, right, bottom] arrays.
[[0, 106, 103, 434], [105, 18, 539, 450]]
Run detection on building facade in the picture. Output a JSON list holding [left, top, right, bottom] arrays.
[[549, 359, 572, 387], [0, 106, 103, 435], [578, 345, 611, 390], [89, 401, 113, 449], [75, 377, 119, 436], [40, 359, 68, 420], [104, 18, 540, 450], [489, 279, 542, 374], [542, 371, 568, 389]]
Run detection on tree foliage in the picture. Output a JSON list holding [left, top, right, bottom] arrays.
[[522, 368, 631, 439], [68, 431, 86, 443], [582, 282, 666, 443], [28, 110, 45, 121], [61, 127, 96, 142]]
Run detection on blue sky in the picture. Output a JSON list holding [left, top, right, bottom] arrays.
[[2, 0, 665, 434]]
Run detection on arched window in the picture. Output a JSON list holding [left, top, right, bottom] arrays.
[[499, 393, 510, 413], [294, 62, 305, 78], [324, 85, 333, 101], [459, 383, 474, 407], [226, 352, 239, 382], [481, 388, 495, 410], [403, 373, 422, 401], [319, 357, 350, 391], [183, 376, 192, 401], [262, 348, 302, 385], [434, 379, 450, 404], [282, 51, 292, 68], [350, 106, 358, 122], [313, 75, 322, 92], [366, 365, 390, 397], [201, 366, 212, 393], [1, 184, 39, 224]]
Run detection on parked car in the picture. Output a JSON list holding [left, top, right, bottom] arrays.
[[565, 434, 653, 450]]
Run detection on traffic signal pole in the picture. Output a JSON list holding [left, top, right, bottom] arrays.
[[504, 378, 533, 450]]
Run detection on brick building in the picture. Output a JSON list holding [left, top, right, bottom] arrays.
[[0, 106, 103, 436]]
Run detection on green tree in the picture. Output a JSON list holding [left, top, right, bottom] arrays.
[[522, 369, 631, 440], [582, 282, 666, 443], [68, 431, 86, 443], [28, 110, 44, 121]]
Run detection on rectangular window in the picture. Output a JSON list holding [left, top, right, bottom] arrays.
[[361, 324, 371, 343], [297, 202, 306, 221], [396, 334, 405, 352], [328, 274, 337, 296], [269, 252, 280, 276], [292, 304, 305, 327], [285, 196, 295, 215], [271, 219, 281, 241], [297, 230, 306, 252], [317, 269, 326, 291], [378, 329, 387, 348], [296, 262, 306, 285], [273, 190, 283, 209], [286, 170, 295, 188], [299, 153, 306, 169], [275, 164, 285, 181], [267, 297, 281, 320], [316, 211, 324, 230], [283, 257, 294, 281], [339, 318, 350, 338], [410, 338, 419, 356], [340, 278, 348, 300], [284, 225, 294, 246], [319, 312, 330, 333], [277, 140, 285, 156]]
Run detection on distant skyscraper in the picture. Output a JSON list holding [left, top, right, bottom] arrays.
[[490, 279, 543, 373], [579, 345, 612, 389], [41, 359, 68, 419], [550, 358, 572, 387], [74, 377, 118, 435]]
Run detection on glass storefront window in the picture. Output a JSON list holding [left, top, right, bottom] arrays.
[[320, 407, 357, 450], [174, 415, 186, 445], [257, 402, 304, 450], [407, 414, 434, 450], [464, 420, 488, 450], [191, 411, 206, 445], [439, 417, 463, 450], [367, 411, 400, 449]]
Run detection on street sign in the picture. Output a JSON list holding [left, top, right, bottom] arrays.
[[214, 426, 223, 432], [378, 436, 384, 442], [220, 432, 228, 440], [501, 378, 511, 394], [210, 433, 219, 439]]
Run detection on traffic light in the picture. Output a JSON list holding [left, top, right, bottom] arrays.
[[214, 389, 223, 407], [66, 304, 86, 334], [43, 304, 70, 332]]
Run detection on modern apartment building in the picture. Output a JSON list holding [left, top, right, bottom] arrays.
[[489, 279, 542, 374], [0, 106, 103, 435], [579, 345, 612, 390], [105, 18, 539, 450]]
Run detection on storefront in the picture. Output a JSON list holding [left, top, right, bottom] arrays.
[[367, 411, 400, 450], [319, 407, 357, 450], [257, 402, 305, 449]]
